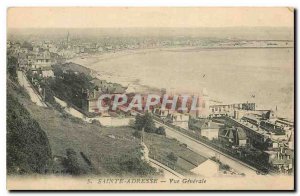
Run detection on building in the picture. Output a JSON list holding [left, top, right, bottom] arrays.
[[17, 54, 28, 69], [210, 102, 255, 118], [189, 88, 210, 118], [165, 112, 189, 129], [219, 127, 247, 147], [41, 67, 54, 78], [82, 88, 103, 113], [200, 121, 220, 140], [33, 51, 52, 69], [153, 108, 172, 119], [224, 116, 271, 149], [264, 146, 294, 174], [241, 113, 291, 145]]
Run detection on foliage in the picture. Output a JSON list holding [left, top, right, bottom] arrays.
[[7, 54, 18, 80], [133, 130, 142, 139], [167, 152, 178, 163], [134, 113, 156, 133], [91, 119, 102, 126], [48, 66, 93, 109], [62, 148, 85, 176], [7, 93, 52, 175], [221, 164, 230, 171], [156, 126, 166, 136], [106, 153, 157, 177], [188, 117, 201, 131]]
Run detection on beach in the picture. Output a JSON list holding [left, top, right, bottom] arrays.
[[68, 47, 294, 119]]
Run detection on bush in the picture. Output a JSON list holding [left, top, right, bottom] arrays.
[[7, 94, 52, 174], [156, 126, 166, 136], [7, 55, 18, 81], [180, 143, 188, 148], [167, 152, 178, 163], [133, 130, 142, 139], [221, 164, 230, 171], [134, 113, 156, 133], [63, 148, 85, 176], [91, 119, 102, 126]]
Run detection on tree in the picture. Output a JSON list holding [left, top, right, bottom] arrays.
[[63, 148, 84, 175], [167, 152, 178, 163], [7, 55, 18, 80], [134, 112, 156, 133], [156, 126, 166, 136]]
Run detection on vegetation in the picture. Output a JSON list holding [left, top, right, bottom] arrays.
[[62, 148, 85, 175], [18, 92, 157, 176], [7, 93, 52, 175], [167, 152, 178, 163], [156, 126, 166, 136], [7, 54, 18, 81], [49, 66, 93, 109], [210, 156, 230, 171], [106, 153, 157, 177], [188, 117, 201, 131], [141, 130, 207, 175], [134, 113, 166, 135], [134, 113, 156, 132], [6, 64, 156, 177]]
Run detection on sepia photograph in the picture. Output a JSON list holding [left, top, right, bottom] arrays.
[[6, 7, 295, 190]]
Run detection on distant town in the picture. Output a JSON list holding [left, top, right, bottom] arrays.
[[7, 30, 294, 178]]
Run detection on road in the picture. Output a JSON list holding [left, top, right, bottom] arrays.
[[154, 121, 258, 176], [17, 70, 47, 107]]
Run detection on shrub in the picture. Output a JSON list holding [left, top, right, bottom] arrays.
[[156, 126, 166, 136], [134, 113, 156, 133], [133, 130, 142, 139], [63, 148, 85, 176], [7, 94, 52, 175], [167, 152, 178, 163]]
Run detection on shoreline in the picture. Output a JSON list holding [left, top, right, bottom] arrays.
[[66, 46, 294, 121]]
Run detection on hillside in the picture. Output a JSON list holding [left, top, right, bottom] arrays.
[[7, 79, 156, 177], [7, 81, 52, 175]]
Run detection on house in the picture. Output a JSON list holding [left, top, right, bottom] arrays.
[[82, 88, 104, 113], [166, 112, 189, 129], [190, 159, 219, 177], [153, 108, 170, 119], [33, 51, 52, 69], [219, 127, 247, 147], [17, 54, 28, 69], [264, 147, 294, 174], [200, 121, 221, 140], [41, 67, 54, 78], [188, 118, 220, 140]]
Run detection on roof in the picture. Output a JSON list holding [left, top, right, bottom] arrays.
[[219, 128, 234, 139], [201, 121, 221, 129], [236, 127, 247, 140]]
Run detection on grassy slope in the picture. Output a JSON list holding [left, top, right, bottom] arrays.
[[108, 126, 208, 176], [7, 80, 52, 175], [9, 79, 151, 177]]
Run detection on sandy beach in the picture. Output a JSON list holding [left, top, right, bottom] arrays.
[[68, 47, 294, 120]]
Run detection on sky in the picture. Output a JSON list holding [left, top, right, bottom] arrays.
[[7, 7, 294, 28]]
